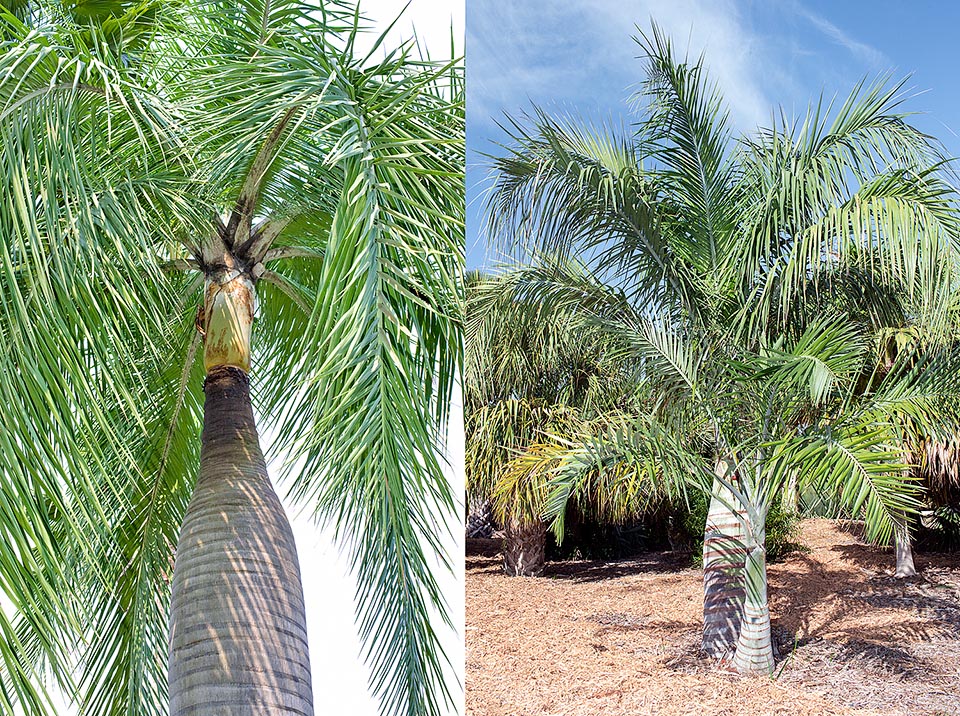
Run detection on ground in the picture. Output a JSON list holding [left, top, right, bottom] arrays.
[[466, 519, 960, 716]]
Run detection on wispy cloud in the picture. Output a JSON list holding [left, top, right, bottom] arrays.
[[795, 6, 888, 68], [614, 0, 773, 131], [467, 0, 780, 135]]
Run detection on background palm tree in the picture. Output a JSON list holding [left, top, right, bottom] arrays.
[[477, 24, 960, 673], [465, 264, 644, 575], [0, 2, 462, 715]]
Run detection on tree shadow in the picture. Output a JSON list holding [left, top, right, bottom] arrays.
[[577, 612, 698, 634], [541, 550, 693, 583], [466, 537, 502, 558], [467, 537, 696, 582], [466, 537, 506, 575], [830, 638, 928, 678], [770, 550, 960, 645]]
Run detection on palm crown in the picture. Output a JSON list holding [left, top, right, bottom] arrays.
[[487, 26, 958, 334], [0, 2, 462, 715]]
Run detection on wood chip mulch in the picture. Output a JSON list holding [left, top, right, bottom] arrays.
[[466, 519, 960, 716]]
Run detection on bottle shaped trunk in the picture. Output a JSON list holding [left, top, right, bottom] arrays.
[[701, 465, 748, 658], [731, 536, 775, 673], [894, 513, 917, 578], [502, 520, 546, 577], [168, 271, 313, 715]]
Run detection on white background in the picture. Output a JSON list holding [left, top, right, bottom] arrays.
[[291, 4, 465, 714]]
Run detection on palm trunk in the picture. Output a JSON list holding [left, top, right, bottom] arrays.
[[701, 467, 747, 658], [168, 271, 313, 715], [731, 531, 774, 673], [466, 498, 495, 538], [894, 512, 917, 578], [502, 520, 546, 577]]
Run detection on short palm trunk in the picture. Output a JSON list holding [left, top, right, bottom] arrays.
[[467, 499, 496, 538], [701, 471, 748, 658], [731, 540, 774, 673], [502, 520, 546, 576], [894, 515, 917, 578]]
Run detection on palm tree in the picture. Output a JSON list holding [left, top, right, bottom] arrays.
[[465, 264, 645, 575], [0, 2, 462, 715], [506, 301, 959, 673], [479, 24, 960, 672], [867, 326, 960, 577]]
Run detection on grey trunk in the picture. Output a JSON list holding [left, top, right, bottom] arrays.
[[701, 469, 748, 658], [168, 366, 313, 715], [731, 526, 774, 673], [502, 520, 546, 577], [894, 513, 917, 578], [466, 498, 495, 538]]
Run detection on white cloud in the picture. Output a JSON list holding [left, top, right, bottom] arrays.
[[468, 0, 776, 134], [796, 6, 887, 67], [599, 0, 773, 131]]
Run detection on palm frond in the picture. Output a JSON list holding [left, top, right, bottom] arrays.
[[265, 42, 464, 715]]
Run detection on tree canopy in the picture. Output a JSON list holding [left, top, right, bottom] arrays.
[[0, 2, 463, 715]]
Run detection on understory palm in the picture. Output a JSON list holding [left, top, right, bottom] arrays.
[[0, 2, 462, 715], [479, 24, 960, 672]]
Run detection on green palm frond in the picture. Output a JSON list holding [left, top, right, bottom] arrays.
[[754, 317, 868, 407], [634, 22, 741, 281], [0, 12, 201, 712], [262, 43, 464, 716], [734, 79, 959, 335], [532, 413, 707, 539], [0, 3, 463, 716], [485, 110, 703, 314], [768, 425, 919, 543]]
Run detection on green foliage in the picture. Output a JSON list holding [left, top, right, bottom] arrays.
[[0, 2, 463, 716], [680, 491, 711, 563], [478, 20, 960, 572], [465, 263, 642, 524], [765, 504, 805, 561]]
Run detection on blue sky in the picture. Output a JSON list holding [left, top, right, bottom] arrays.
[[466, 0, 960, 268]]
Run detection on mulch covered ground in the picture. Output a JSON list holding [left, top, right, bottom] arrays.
[[466, 519, 960, 716]]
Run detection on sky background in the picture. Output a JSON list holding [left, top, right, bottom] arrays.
[[466, 0, 960, 269]]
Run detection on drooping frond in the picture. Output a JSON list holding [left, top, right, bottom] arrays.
[[529, 413, 708, 539], [485, 110, 705, 315], [263, 39, 464, 716]]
